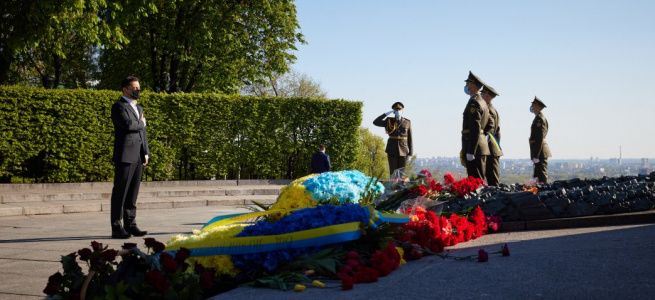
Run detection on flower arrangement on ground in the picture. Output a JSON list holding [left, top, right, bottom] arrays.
[[375, 170, 485, 212], [44, 170, 505, 298]]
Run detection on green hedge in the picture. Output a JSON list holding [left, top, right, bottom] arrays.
[[0, 86, 362, 182]]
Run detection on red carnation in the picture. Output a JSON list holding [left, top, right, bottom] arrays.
[[160, 253, 179, 273], [91, 241, 103, 251], [145, 270, 164, 285], [47, 272, 64, 285], [153, 241, 166, 254], [346, 251, 359, 260], [154, 279, 170, 293], [78, 248, 93, 261], [121, 243, 137, 250], [43, 282, 59, 296], [501, 244, 510, 256], [200, 270, 214, 290], [144, 237, 157, 249], [174, 248, 191, 262], [341, 274, 354, 290], [353, 267, 378, 283], [444, 174, 456, 185], [100, 249, 118, 262], [478, 249, 489, 262]]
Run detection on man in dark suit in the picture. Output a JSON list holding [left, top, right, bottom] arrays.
[[110, 76, 150, 239], [461, 71, 490, 180], [529, 96, 551, 183], [481, 84, 503, 186], [311, 144, 331, 173], [373, 102, 413, 176]]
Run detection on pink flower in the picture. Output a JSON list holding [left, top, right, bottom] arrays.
[[478, 249, 489, 262]]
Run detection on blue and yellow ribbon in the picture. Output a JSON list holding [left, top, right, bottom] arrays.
[[170, 206, 409, 257], [487, 133, 502, 152]]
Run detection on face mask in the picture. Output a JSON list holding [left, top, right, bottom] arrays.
[[130, 89, 141, 100], [529, 106, 534, 113], [464, 85, 470, 95], [394, 110, 402, 119]]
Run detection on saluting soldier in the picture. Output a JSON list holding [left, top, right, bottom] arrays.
[[529, 96, 551, 183], [373, 102, 413, 175], [462, 71, 490, 180], [481, 84, 503, 186]]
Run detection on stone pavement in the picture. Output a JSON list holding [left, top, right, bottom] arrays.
[[0, 181, 654, 299]]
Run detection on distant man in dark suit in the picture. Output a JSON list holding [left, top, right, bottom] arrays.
[[462, 71, 490, 180], [373, 102, 413, 175], [529, 96, 551, 183], [110, 76, 150, 239], [481, 84, 503, 186], [311, 144, 331, 173]]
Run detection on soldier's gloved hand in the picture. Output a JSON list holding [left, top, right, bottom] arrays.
[[532, 158, 539, 163], [385, 110, 394, 116], [466, 153, 475, 161]]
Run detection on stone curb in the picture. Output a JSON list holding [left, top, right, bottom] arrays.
[[500, 210, 655, 231]]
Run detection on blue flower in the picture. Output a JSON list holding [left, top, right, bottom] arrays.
[[231, 204, 369, 271], [301, 170, 385, 205]]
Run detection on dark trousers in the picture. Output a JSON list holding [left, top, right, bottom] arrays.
[[466, 155, 486, 180], [533, 159, 548, 183], [387, 155, 407, 176], [486, 156, 500, 186], [110, 158, 143, 229]]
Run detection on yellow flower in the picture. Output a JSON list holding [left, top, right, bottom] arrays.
[[294, 284, 306, 292], [396, 247, 407, 265], [269, 174, 318, 221], [312, 280, 325, 288], [164, 224, 247, 276]]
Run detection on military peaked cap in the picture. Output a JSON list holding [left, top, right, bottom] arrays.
[[532, 96, 547, 108], [464, 71, 485, 87], [392, 102, 404, 109], [482, 85, 499, 97]]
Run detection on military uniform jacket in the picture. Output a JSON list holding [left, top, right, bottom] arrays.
[[373, 114, 413, 156], [529, 112, 551, 159], [462, 94, 490, 156], [111, 97, 150, 164], [484, 103, 503, 157]]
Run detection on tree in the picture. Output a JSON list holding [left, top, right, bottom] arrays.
[[353, 127, 389, 179], [0, 0, 129, 87], [97, 0, 305, 93], [242, 68, 328, 98]]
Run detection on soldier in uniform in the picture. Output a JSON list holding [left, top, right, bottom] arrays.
[[529, 96, 551, 183], [462, 71, 490, 180], [373, 102, 413, 175], [481, 84, 503, 186]]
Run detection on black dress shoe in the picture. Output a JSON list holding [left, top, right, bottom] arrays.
[[126, 227, 148, 236], [111, 230, 131, 239]]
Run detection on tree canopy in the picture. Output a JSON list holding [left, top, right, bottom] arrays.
[[1, 0, 305, 93]]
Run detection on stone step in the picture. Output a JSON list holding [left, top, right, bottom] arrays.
[[0, 194, 280, 217], [0, 179, 292, 191], [0, 185, 284, 203]]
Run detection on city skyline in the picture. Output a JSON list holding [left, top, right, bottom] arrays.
[[292, 0, 655, 159]]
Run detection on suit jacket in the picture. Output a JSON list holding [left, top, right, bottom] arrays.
[[462, 94, 490, 156], [373, 114, 413, 156], [529, 112, 551, 159], [111, 97, 150, 164], [484, 102, 503, 157], [311, 151, 331, 173]]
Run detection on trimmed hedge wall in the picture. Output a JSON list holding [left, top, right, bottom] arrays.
[[0, 86, 362, 182]]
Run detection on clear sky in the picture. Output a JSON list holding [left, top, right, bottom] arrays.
[[291, 0, 655, 159]]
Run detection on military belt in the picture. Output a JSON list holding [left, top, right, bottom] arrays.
[[389, 136, 407, 140], [461, 129, 483, 135]]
